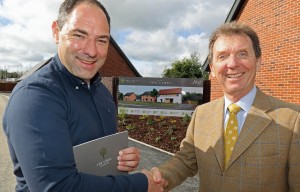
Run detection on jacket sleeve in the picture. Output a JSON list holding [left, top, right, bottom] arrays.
[[158, 107, 199, 190], [288, 110, 300, 192], [3, 83, 148, 192]]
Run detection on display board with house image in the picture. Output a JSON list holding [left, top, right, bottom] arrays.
[[118, 77, 204, 117]]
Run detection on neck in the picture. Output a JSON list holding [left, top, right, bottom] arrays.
[[225, 85, 255, 103]]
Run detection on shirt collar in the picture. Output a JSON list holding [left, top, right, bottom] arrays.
[[53, 54, 102, 89], [224, 86, 257, 113]]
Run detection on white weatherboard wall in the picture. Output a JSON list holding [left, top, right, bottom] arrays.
[[157, 94, 182, 104]]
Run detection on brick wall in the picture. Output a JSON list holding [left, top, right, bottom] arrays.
[[100, 42, 138, 77], [210, 0, 300, 105], [0, 82, 17, 92]]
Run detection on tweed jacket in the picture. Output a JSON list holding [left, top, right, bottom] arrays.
[[159, 88, 300, 192]]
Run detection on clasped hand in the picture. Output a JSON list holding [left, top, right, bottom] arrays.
[[142, 167, 168, 192], [117, 148, 168, 191]]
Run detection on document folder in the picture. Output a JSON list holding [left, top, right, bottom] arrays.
[[73, 131, 128, 176]]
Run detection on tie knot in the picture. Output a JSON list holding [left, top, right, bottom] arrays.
[[228, 103, 241, 114]]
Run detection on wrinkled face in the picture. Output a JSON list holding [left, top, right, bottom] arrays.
[[210, 34, 261, 101], [52, 3, 110, 82]]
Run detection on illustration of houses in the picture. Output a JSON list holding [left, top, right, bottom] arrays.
[[157, 88, 182, 104], [123, 92, 136, 101], [135, 95, 141, 102], [141, 91, 156, 102]]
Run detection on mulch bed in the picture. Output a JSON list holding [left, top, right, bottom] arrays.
[[117, 114, 190, 153]]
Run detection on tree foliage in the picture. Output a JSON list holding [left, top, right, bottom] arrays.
[[0, 69, 23, 79], [118, 92, 124, 100], [162, 52, 207, 78], [150, 89, 158, 97]]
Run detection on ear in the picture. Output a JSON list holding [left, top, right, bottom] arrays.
[[52, 21, 60, 44], [256, 57, 262, 72], [209, 63, 216, 77]]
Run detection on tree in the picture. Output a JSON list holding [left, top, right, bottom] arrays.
[[150, 89, 158, 97], [100, 147, 107, 159], [0, 69, 23, 79], [162, 51, 208, 79], [118, 92, 124, 100]]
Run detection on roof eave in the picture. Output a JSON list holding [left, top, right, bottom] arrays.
[[110, 37, 142, 77]]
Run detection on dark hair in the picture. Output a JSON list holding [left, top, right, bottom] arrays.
[[57, 0, 110, 30], [208, 22, 261, 64]]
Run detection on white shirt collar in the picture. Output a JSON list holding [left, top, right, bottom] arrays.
[[224, 86, 257, 113]]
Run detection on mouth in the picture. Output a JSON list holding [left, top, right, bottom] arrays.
[[226, 73, 244, 79], [77, 57, 96, 65]]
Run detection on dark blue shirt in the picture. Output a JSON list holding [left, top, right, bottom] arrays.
[[3, 55, 148, 192]]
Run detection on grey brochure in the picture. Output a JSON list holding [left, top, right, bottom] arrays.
[[73, 131, 128, 176]]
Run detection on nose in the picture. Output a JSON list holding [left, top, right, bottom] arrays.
[[226, 54, 238, 68], [83, 38, 97, 58]]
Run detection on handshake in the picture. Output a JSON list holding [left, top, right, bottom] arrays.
[[142, 167, 168, 192], [118, 147, 169, 191]]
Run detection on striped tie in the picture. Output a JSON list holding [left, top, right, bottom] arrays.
[[224, 103, 241, 166]]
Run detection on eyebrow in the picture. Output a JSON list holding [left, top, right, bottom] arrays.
[[73, 29, 88, 35], [72, 29, 110, 40]]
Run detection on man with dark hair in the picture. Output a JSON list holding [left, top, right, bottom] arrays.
[[3, 0, 165, 191], [152, 22, 300, 191]]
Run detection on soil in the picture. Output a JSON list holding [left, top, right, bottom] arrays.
[[117, 114, 190, 153]]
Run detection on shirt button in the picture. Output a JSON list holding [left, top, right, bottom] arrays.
[[75, 86, 79, 90], [107, 108, 110, 113]]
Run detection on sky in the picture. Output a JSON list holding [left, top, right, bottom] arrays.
[[0, 0, 234, 77]]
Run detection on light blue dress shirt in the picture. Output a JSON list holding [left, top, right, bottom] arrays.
[[224, 86, 257, 134]]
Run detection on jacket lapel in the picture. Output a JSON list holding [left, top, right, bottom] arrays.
[[209, 98, 226, 172], [226, 89, 272, 169]]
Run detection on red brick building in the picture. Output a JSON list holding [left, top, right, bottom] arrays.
[[141, 91, 157, 102], [123, 92, 137, 102], [206, 0, 300, 105]]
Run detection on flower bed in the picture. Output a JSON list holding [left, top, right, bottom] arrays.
[[118, 114, 191, 153]]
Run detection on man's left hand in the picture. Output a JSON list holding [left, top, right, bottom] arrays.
[[117, 147, 140, 172]]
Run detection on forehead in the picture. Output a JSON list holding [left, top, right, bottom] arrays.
[[64, 3, 109, 32], [213, 34, 253, 53]]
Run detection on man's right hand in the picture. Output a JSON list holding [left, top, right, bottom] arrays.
[[142, 168, 168, 192]]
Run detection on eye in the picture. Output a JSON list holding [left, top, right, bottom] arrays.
[[219, 55, 225, 59], [73, 33, 84, 39], [237, 51, 248, 58], [97, 38, 109, 45], [217, 54, 228, 61]]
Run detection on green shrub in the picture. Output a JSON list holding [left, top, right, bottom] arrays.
[[126, 124, 136, 131], [182, 114, 191, 124], [146, 118, 155, 125]]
